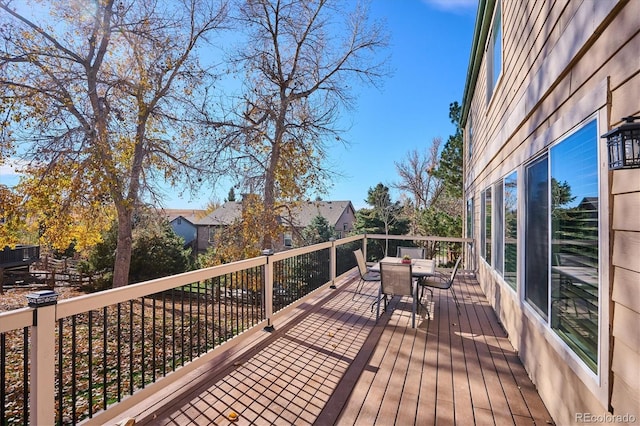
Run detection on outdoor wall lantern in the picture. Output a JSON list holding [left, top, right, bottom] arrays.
[[601, 116, 640, 170]]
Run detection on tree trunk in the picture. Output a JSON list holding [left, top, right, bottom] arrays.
[[262, 166, 277, 251], [112, 207, 133, 287]]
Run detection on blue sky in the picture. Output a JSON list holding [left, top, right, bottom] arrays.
[[323, 0, 478, 209], [179, 0, 478, 210], [0, 0, 478, 211]]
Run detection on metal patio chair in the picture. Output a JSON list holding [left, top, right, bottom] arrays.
[[419, 257, 462, 315], [396, 246, 426, 259], [376, 262, 419, 328], [352, 249, 380, 300]]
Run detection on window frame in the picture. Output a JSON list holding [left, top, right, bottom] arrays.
[[524, 154, 549, 320], [495, 179, 504, 276], [486, 0, 503, 103], [284, 232, 293, 248], [481, 186, 492, 264], [519, 117, 605, 388], [548, 119, 600, 372], [503, 170, 518, 290]]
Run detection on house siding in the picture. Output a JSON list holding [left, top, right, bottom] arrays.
[[334, 206, 356, 238], [463, 1, 638, 424], [611, 169, 640, 418]]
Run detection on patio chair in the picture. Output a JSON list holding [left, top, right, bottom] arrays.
[[396, 246, 426, 259], [376, 262, 419, 328], [352, 249, 380, 300], [419, 257, 462, 315]]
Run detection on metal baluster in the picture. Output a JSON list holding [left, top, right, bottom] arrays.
[[152, 296, 157, 382], [162, 292, 167, 376], [172, 289, 176, 371], [117, 304, 122, 402], [204, 280, 209, 351], [188, 286, 193, 361], [57, 318, 64, 425], [141, 297, 145, 388], [88, 311, 93, 418], [71, 315, 77, 424], [1, 333, 5, 424], [181, 287, 185, 366], [102, 307, 107, 410], [22, 328, 28, 425], [129, 300, 134, 395]]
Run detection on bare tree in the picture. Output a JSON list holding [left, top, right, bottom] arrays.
[[393, 137, 443, 233], [0, 0, 229, 286], [225, 0, 389, 250]]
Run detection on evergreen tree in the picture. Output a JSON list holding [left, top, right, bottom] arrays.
[[301, 215, 336, 245], [227, 187, 237, 202], [434, 102, 464, 199]]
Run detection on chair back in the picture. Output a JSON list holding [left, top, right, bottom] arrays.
[[353, 249, 368, 276], [448, 257, 462, 284], [380, 262, 413, 296], [396, 246, 426, 259]]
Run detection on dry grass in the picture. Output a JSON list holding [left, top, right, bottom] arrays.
[[1, 285, 86, 312], [1, 284, 261, 424]]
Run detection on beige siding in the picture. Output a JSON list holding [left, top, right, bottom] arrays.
[[612, 231, 640, 273], [464, 0, 639, 423], [611, 166, 640, 418]]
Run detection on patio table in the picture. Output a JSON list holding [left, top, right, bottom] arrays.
[[368, 256, 436, 318], [369, 256, 436, 278]]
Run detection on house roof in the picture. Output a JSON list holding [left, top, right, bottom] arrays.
[[205, 202, 243, 226], [284, 201, 355, 228], [161, 209, 215, 226], [460, 0, 493, 127], [204, 200, 355, 228]]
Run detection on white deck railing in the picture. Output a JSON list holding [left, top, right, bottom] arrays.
[[0, 234, 472, 425]]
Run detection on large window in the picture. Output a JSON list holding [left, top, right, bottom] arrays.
[[495, 180, 504, 275], [487, 0, 502, 101], [481, 187, 492, 264], [522, 119, 600, 372], [466, 197, 474, 239], [525, 156, 549, 319], [550, 120, 599, 371], [504, 172, 517, 289]]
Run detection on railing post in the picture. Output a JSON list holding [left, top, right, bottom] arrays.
[[26, 290, 58, 426], [329, 238, 337, 289], [363, 234, 368, 261], [262, 250, 275, 332]]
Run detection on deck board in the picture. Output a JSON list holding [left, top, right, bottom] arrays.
[[123, 270, 554, 426]]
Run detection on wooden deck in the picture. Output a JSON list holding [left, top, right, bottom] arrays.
[[125, 269, 554, 425]]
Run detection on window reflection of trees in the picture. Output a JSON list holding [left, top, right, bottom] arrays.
[[550, 121, 599, 372]]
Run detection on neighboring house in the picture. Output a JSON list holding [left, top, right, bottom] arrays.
[[206, 200, 357, 251], [281, 200, 357, 247], [163, 209, 215, 253], [461, 1, 638, 424]]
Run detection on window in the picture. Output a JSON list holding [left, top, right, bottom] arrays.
[[466, 197, 474, 239], [284, 232, 293, 247], [504, 171, 518, 289], [467, 112, 474, 160], [550, 120, 599, 371], [495, 180, 504, 275], [522, 119, 599, 372], [481, 187, 492, 264], [487, 1, 502, 102], [525, 155, 549, 319]]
